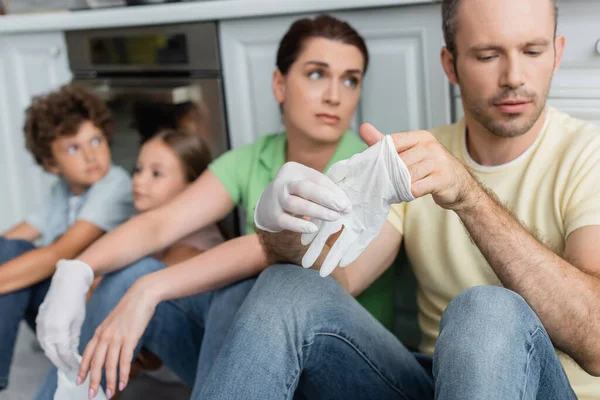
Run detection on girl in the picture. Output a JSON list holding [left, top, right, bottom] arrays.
[[36, 15, 392, 400]]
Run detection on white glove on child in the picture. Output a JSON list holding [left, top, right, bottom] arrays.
[[36, 259, 94, 372], [254, 161, 352, 234], [301, 135, 415, 277], [54, 354, 107, 400]]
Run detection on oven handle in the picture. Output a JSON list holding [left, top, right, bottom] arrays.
[[78, 81, 203, 104]]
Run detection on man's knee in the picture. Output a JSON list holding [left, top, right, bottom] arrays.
[[240, 264, 348, 325], [437, 286, 544, 358]]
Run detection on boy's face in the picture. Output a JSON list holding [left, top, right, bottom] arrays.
[[47, 120, 112, 194]]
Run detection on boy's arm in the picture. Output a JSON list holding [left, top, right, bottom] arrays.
[[0, 220, 104, 294], [2, 222, 41, 242]]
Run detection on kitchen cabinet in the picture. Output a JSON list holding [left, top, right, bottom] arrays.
[[219, 3, 451, 149], [0, 32, 72, 232]]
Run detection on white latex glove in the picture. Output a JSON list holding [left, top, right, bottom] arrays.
[[36, 259, 94, 372], [55, 354, 107, 400], [254, 161, 352, 234], [301, 136, 415, 276]]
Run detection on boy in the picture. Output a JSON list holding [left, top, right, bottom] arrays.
[[0, 83, 134, 391]]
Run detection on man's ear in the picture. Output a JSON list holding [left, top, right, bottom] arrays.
[[272, 68, 286, 104], [441, 47, 458, 85]]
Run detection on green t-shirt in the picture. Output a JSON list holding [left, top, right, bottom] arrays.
[[209, 131, 395, 328]]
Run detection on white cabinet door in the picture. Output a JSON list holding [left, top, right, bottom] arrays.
[[219, 3, 450, 149], [0, 32, 72, 232]]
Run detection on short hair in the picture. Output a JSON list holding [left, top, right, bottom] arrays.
[[442, 0, 559, 58], [23, 82, 114, 168]]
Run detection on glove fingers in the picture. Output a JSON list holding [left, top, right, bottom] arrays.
[[44, 343, 72, 372], [339, 234, 369, 267], [288, 180, 351, 214], [276, 212, 319, 234], [301, 230, 318, 246], [57, 341, 80, 371], [284, 191, 343, 222], [320, 228, 357, 277], [301, 222, 341, 269]]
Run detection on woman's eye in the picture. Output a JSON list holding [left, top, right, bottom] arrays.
[[152, 170, 163, 178], [308, 70, 323, 80], [90, 137, 103, 147], [66, 145, 78, 155], [132, 166, 141, 175], [344, 77, 359, 88]]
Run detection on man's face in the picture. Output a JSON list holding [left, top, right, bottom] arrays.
[[444, 0, 564, 138]]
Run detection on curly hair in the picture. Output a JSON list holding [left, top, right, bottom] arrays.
[[23, 82, 114, 168]]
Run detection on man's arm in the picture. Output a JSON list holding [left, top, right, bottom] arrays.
[[257, 221, 402, 296], [457, 184, 600, 376], [2, 222, 40, 242], [0, 220, 103, 294]]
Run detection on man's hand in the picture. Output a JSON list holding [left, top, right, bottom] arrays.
[[36, 259, 94, 372], [254, 161, 352, 234], [361, 123, 481, 211]]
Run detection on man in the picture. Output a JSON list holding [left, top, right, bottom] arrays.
[[199, 0, 600, 398]]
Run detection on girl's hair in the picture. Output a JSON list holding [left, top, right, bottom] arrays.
[[150, 129, 233, 240], [276, 14, 369, 75], [152, 129, 212, 183]]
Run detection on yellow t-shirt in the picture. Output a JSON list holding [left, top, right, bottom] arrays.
[[388, 107, 600, 399]]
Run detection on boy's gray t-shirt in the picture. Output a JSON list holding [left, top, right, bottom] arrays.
[[26, 165, 134, 246]]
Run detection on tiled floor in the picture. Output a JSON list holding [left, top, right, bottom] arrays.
[[1, 323, 191, 400]]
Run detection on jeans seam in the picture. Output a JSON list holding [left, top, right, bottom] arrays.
[[309, 332, 412, 400], [521, 327, 543, 400]]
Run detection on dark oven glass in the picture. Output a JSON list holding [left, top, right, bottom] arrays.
[[90, 33, 189, 66]]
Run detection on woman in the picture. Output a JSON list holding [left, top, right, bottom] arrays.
[[35, 14, 393, 399]]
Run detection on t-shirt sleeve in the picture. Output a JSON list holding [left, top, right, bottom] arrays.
[[563, 133, 600, 238], [78, 167, 134, 232], [387, 202, 407, 235], [208, 144, 254, 205], [25, 182, 59, 235]]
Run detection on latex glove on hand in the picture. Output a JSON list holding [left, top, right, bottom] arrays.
[[36, 259, 94, 372], [302, 135, 415, 277], [254, 161, 352, 234]]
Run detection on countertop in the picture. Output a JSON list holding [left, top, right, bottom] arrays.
[[0, 0, 435, 34]]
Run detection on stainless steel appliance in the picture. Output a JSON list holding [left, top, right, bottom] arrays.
[[66, 22, 238, 236]]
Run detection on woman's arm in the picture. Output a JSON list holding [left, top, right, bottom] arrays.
[[77, 234, 269, 396], [137, 234, 267, 302], [79, 170, 234, 276]]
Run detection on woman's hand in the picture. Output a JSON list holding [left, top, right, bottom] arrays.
[[78, 278, 159, 399]]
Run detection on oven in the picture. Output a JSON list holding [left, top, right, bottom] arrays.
[[66, 22, 238, 236]]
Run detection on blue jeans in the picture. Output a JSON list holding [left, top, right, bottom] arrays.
[[0, 237, 51, 391], [200, 264, 576, 400], [34, 256, 256, 399]]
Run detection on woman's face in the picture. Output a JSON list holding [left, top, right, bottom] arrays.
[[274, 37, 365, 145], [132, 138, 188, 212]]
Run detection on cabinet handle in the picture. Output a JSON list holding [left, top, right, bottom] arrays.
[[49, 46, 61, 58], [596, 39, 600, 56]]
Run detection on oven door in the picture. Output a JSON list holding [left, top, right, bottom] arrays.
[[74, 77, 229, 174], [73, 76, 239, 238]]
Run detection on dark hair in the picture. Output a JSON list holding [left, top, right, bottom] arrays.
[[23, 82, 114, 168], [133, 101, 208, 144], [151, 129, 233, 240], [151, 129, 212, 183], [276, 14, 369, 75], [442, 0, 559, 58]]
